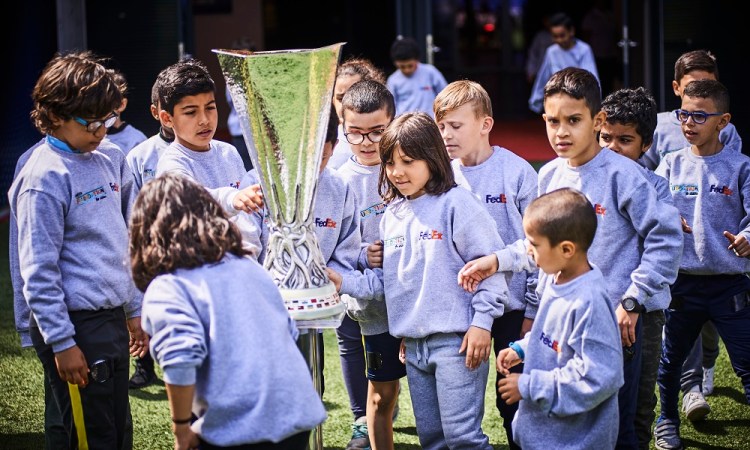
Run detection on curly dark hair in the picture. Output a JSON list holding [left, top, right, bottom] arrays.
[[601, 87, 657, 147], [129, 173, 252, 291], [30, 51, 122, 135]]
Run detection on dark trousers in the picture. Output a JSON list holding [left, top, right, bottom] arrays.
[[617, 315, 643, 450], [491, 310, 525, 450], [635, 309, 664, 450], [658, 274, 750, 424], [336, 314, 368, 420], [200, 430, 310, 450], [32, 308, 130, 450]]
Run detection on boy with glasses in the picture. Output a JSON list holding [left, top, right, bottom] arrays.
[[8, 51, 148, 448], [645, 50, 742, 427], [654, 79, 750, 450]]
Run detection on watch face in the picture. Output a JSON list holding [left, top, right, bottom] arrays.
[[623, 298, 635, 310], [89, 359, 110, 383]]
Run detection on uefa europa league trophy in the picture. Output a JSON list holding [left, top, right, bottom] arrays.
[[214, 43, 346, 450], [214, 43, 346, 324]]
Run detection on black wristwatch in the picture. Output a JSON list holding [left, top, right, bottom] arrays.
[[621, 297, 645, 313]]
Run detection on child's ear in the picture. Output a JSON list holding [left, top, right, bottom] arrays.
[[560, 240, 577, 258], [159, 110, 174, 128], [717, 113, 731, 131], [481, 116, 494, 135], [672, 80, 681, 97], [593, 110, 606, 132], [48, 112, 64, 128], [117, 98, 128, 114]]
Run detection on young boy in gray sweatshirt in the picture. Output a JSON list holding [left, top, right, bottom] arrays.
[[460, 68, 684, 450], [8, 51, 148, 449], [154, 58, 260, 217], [654, 79, 750, 450], [599, 86, 681, 449], [336, 79, 403, 450], [496, 187, 624, 450], [433, 79, 538, 450]]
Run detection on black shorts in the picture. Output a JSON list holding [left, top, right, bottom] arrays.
[[364, 332, 406, 382]]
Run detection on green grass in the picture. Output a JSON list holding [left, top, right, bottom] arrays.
[[1, 220, 749, 449]]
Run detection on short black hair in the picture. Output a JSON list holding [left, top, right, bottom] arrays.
[[544, 67, 601, 118], [674, 50, 718, 83], [548, 12, 573, 30], [601, 87, 657, 147], [683, 79, 729, 113], [524, 187, 597, 251], [341, 80, 395, 123], [390, 37, 420, 62], [158, 58, 215, 114]]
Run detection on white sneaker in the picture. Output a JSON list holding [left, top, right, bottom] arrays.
[[682, 391, 710, 422], [702, 366, 715, 396]]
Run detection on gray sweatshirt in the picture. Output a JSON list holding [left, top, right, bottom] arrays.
[[343, 188, 510, 338], [106, 123, 148, 154], [497, 149, 683, 312], [126, 133, 171, 190], [336, 158, 390, 335], [156, 140, 245, 216], [656, 147, 750, 274], [512, 265, 623, 450], [142, 255, 327, 446], [8, 139, 141, 352], [453, 146, 540, 318], [9, 140, 44, 347], [641, 111, 742, 170]]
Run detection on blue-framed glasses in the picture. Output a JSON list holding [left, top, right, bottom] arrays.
[[675, 109, 723, 125], [344, 129, 385, 145], [73, 112, 118, 133]]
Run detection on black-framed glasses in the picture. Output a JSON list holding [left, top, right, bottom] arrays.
[[344, 129, 385, 145], [73, 112, 118, 133], [675, 109, 723, 124]]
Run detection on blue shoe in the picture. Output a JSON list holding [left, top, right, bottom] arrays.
[[654, 417, 683, 450]]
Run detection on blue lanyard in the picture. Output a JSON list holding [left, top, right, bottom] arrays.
[[46, 135, 81, 154]]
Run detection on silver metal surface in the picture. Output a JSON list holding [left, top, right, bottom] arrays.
[[214, 44, 346, 323]]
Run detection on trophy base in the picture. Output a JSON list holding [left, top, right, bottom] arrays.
[[281, 283, 346, 322]]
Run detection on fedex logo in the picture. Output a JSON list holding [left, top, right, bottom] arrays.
[[419, 229, 444, 240], [539, 331, 561, 353], [314, 218, 337, 228], [594, 204, 606, 216], [109, 182, 120, 192], [485, 193, 507, 204], [229, 181, 240, 189], [710, 184, 733, 196]]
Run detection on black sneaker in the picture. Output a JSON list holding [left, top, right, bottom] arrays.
[[129, 356, 157, 389]]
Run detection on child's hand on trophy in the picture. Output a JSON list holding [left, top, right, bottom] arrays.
[[326, 267, 343, 292], [233, 184, 264, 213]]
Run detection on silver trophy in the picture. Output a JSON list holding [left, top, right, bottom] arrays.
[[214, 44, 346, 450], [214, 44, 346, 324]]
